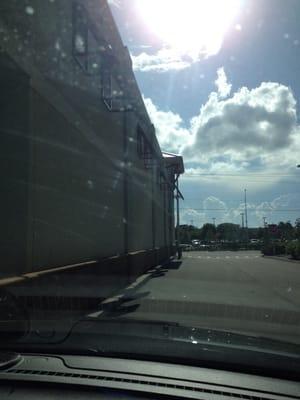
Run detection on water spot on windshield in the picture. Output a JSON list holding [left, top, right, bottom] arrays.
[[87, 180, 94, 190], [54, 39, 61, 51], [25, 6, 35, 15], [75, 34, 85, 53]]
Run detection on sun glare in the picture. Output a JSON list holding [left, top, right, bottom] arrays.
[[136, 0, 241, 59]]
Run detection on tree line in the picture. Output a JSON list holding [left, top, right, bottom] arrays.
[[179, 219, 300, 243]]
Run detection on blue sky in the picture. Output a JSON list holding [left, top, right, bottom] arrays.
[[110, 0, 300, 227]]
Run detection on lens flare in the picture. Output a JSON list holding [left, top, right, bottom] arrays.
[[137, 0, 241, 59]]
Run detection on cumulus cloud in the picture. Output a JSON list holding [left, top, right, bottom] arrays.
[[144, 67, 300, 192], [143, 97, 191, 153], [215, 67, 232, 98], [244, 194, 300, 225], [203, 196, 227, 211], [180, 208, 206, 227], [186, 82, 298, 161], [181, 193, 300, 227], [131, 49, 192, 72], [142, 68, 300, 226], [145, 68, 300, 162]]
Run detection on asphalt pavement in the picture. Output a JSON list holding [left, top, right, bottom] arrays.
[[108, 251, 300, 343]]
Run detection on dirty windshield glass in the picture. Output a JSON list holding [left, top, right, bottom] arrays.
[[0, 0, 300, 377]]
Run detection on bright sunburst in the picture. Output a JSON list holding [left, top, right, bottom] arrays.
[[136, 0, 241, 59]]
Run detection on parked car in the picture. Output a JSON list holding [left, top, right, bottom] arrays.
[[181, 244, 193, 251]]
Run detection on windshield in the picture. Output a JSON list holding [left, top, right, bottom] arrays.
[[1, 0, 300, 379]]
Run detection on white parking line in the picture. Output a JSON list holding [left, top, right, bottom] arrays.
[[186, 254, 261, 260]]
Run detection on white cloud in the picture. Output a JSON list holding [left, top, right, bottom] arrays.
[[143, 97, 191, 153], [181, 193, 300, 228], [142, 68, 300, 227], [131, 48, 192, 73], [146, 68, 299, 162], [144, 68, 300, 192], [180, 208, 206, 227], [203, 196, 227, 211], [187, 82, 298, 160], [215, 67, 232, 98]]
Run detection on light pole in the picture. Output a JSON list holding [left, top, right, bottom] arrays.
[[263, 216, 267, 228], [240, 213, 244, 244], [240, 213, 244, 229], [244, 189, 249, 243]]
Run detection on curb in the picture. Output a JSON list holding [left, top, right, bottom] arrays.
[[262, 255, 300, 264]]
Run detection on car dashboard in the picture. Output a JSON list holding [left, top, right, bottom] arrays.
[[0, 353, 299, 399]]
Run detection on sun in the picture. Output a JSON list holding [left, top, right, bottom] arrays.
[[136, 0, 241, 59]]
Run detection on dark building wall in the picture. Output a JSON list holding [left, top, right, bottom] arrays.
[[0, 55, 30, 275], [29, 88, 125, 271], [0, 0, 179, 278]]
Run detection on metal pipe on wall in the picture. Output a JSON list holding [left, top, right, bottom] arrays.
[[123, 111, 129, 254]]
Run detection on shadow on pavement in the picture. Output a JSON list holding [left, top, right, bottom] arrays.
[[106, 303, 140, 317], [165, 260, 182, 270]]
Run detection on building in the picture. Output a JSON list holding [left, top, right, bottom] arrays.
[[0, 0, 184, 286]]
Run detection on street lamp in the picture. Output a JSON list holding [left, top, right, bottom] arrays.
[[263, 216, 267, 228], [240, 213, 244, 229]]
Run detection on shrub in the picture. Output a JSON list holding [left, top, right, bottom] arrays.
[[247, 242, 262, 251], [218, 242, 240, 251], [262, 242, 286, 256], [286, 241, 300, 260]]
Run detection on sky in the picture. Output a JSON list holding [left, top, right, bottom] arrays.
[[109, 0, 300, 228]]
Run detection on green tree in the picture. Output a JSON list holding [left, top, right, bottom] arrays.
[[278, 221, 294, 241], [217, 223, 240, 242], [201, 223, 216, 242], [295, 218, 300, 239], [178, 225, 201, 243], [257, 227, 264, 239]]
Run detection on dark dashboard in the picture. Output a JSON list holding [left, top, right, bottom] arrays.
[[0, 353, 299, 400]]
